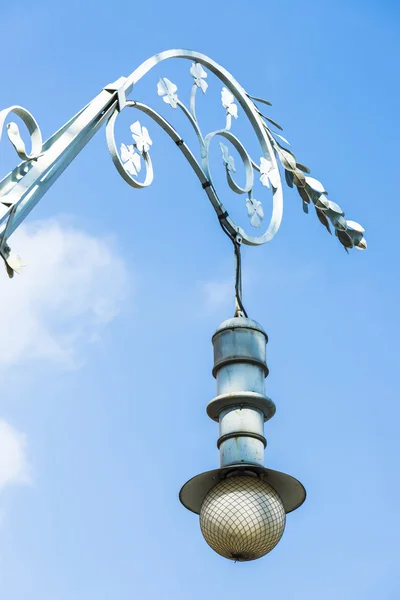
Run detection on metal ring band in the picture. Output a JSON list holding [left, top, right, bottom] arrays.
[[217, 431, 267, 449], [212, 356, 269, 378]]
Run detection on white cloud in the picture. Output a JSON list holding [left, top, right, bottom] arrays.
[[0, 420, 30, 490], [0, 218, 129, 368]]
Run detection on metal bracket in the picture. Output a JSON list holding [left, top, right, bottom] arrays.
[[233, 235, 246, 318], [104, 76, 129, 112]]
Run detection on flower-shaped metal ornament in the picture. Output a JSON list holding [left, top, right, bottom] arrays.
[[106, 106, 153, 190], [130, 121, 152, 153], [221, 87, 238, 130], [157, 78, 179, 108], [219, 142, 236, 173], [190, 63, 208, 93], [259, 157, 280, 189], [120, 143, 141, 176], [4, 253, 26, 278], [246, 197, 264, 228], [221, 87, 238, 119]]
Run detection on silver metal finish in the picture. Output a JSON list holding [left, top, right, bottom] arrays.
[[207, 391, 275, 422], [179, 464, 306, 515], [0, 49, 366, 278], [211, 317, 273, 467], [218, 406, 265, 467], [180, 316, 306, 538]]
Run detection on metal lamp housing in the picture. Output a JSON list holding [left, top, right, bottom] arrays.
[[180, 317, 306, 561]]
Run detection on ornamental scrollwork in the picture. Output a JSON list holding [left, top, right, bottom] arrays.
[[0, 49, 366, 281], [0, 105, 44, 276], [107, 57, 366, 253]]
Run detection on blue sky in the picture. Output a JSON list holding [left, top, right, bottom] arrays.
[[0, 0, 399, 598]]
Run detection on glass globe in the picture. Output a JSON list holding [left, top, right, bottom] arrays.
[[200, 474, 286, 561]]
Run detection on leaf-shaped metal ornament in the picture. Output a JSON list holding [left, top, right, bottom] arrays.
[[346, 220, 365, 234], [314, 194, 330, 211], [285, 169, 294, 188], [305, 176, 327, 194], [5, 262, 14, 278], [346, 221, 365, 248], [297, 186, 310, 213], [157, 78, 178, 108], [292, 168, 306, 188], [278, 147, 297, 171], [336, 228, 353, 250], [247, 94, 273, 107], [330, 214, 347, 231], [354, 237, 367, 250], [274, 134, 290, 146], [315, 207, 332, 234], [255, 107, 283, 132], [296, 162, 310, 174], [297, 186, 310, 204], [263, 116, 283, 131], [326, 200, 344, 215]]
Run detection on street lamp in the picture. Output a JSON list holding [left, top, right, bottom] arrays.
[[0, 49, 366, 561], [180, 316, 305, 561]]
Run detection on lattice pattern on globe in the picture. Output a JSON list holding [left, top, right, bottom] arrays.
[[200, 475, 286, 561]]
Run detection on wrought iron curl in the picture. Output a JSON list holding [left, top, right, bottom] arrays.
[[105, 51, 285, 249], [0, 105, 43, 161], [105, 49, 366, 253], [0, 106, 45, 275], [0, 49, 366, 281]]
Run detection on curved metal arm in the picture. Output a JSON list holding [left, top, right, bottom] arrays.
[[0, 48, 366, 279]]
